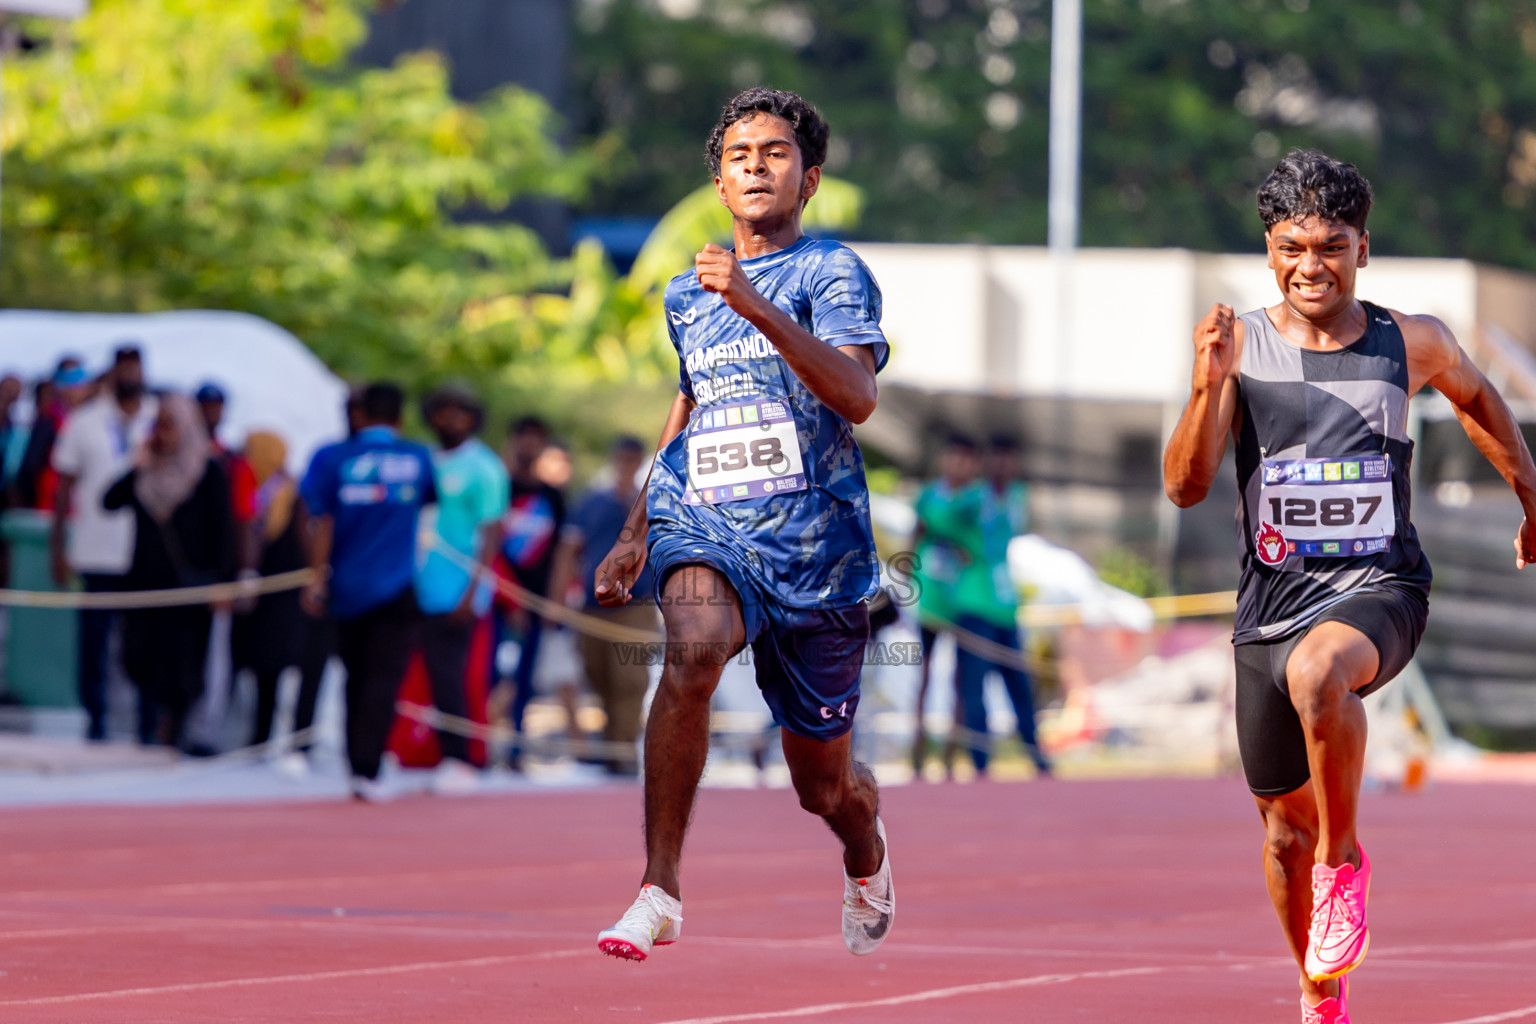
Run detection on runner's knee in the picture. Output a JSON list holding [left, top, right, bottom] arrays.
[[793, 771, 846, 818], [1260, 801, 1316, 866], [660, 605, 737, 666], [1285, 647, 1356, 721], [656, 657, 721, 706]]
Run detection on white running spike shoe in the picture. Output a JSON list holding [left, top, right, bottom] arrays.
[[842, 817, 894, 956], [431, 757, 480, 796], [597, 884, 683, 962]]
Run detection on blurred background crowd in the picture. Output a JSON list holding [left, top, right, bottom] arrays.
[[3, 0, 1536, 794], [0, 336, 1080, 795], [0, 341, 678, 794]]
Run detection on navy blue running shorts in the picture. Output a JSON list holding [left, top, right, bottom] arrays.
[[1234, 584, 1429, 797], [650, 532, 871, 742]]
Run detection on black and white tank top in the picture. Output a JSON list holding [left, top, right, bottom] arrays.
[[1232, 301, 1431, 644]]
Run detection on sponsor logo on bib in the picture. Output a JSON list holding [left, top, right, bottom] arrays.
[[1256, 521, 1288, 566]]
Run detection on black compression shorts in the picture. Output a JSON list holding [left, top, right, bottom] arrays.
[[1234, 585, 1429, 797]]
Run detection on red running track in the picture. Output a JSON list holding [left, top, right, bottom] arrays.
[[1, 778, 1534, 1023]]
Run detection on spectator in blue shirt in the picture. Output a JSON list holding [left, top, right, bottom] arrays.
[[549, 435, 657, 775], [300, 382, 437, 800], [414, 385, 508, 792]]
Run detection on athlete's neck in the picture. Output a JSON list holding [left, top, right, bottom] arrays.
[[1269, 297, 1368, 350], [731, 214, 803, 260]]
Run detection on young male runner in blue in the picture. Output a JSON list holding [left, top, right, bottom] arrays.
[[1165, 150, 1536, 1023], [593, 88, 893, 961]]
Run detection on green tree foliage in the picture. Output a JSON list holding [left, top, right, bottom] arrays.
[[0, 0, 869, 450], [577, 0, 1048, 244], [1095, 545, 1166, 598], [575, 0, 1536, 268], [0, 0, 629, 394]]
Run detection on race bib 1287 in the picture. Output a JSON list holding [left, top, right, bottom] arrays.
[[683, 398, 808, 505], [1255, 454, 1395, 565]]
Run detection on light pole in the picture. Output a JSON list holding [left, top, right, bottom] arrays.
[[1048, 0, 1082, 478], [1048, 0, 1082, 257]]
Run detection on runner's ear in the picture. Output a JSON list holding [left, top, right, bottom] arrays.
[[800, 165, 821, 208]]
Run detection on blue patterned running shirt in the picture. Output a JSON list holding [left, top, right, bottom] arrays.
[[646, 235, 890, 609]]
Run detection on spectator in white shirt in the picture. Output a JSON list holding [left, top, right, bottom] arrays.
[[49, 346, 158, 742]]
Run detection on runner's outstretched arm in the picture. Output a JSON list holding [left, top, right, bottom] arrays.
[[1405, 314, 1536, 568], [694, 243, 878, 423], [593, 391, 695, 606], [1164, 303, 1243, 507]]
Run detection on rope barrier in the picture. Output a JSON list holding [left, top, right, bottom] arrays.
[[395, 701, 782, 760], [428, 540, 666, 644], [0, 526, 1234, 685], [402, 698, 1233, 765], [1020, 590, 1238, 628], [426, 538, 1236, 670], [0, 568, 317, 609]]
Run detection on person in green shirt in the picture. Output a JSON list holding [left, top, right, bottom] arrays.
[[414, 385, 509, 792], [909, 434, 981, 776], [943, 436, 1052, 777]]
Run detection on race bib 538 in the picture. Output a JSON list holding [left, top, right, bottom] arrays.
[[1255, 455, 1395, 565], [683, 398, 808, 505]]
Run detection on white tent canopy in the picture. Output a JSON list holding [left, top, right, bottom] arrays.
[[0, 310, 348, 473], [1008, 534, 1154, 632], [0, 0, 85, 14]]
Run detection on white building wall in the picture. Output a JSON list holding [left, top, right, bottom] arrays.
[[847, 244, 990, 392], [850, 242, 1494, 405]]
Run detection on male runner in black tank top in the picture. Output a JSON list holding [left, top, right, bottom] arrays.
[[1165, 149, 1536, 1024]]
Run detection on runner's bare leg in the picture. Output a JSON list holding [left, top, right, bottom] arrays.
[[1256, 785, 1339, 1005], [781, 730, 882, 877], [1284, 621, 1378, 869], [639, 566, 745, 899]]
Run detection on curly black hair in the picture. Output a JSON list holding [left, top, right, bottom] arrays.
[[705, 88, 829, 177], [1257, 149, 1374, 232]]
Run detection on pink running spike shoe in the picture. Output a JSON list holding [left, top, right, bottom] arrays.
[[1301, 977, 1350, 1024], [1305, 845, 1371, 982]]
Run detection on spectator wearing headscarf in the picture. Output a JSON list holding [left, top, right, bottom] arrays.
[[103, 393, 236, 747], [232, 430, 316, 756]]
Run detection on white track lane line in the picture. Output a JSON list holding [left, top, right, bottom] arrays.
[[1431, 1007, 1536, 1024], [0, 948, 587, 1007], [648, 966, 1166, 1024]]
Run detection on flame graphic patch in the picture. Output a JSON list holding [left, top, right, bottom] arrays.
[[1255, 521, 1288, 566]]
